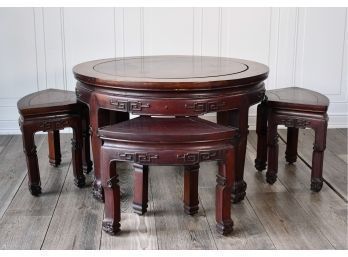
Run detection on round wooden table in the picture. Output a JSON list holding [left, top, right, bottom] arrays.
[[73, 55, 269, 203]]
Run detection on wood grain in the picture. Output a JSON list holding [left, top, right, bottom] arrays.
[[198, 162, 275, 249], [150, 166, 216, 250], [0, 129, 346, 249], [41, 168, 103, 249], [249, 131, 347, 249], [0, 134, 71, 249], [73, 56, 269, 90], [245, 138, 334, 249], [0, 135, 12, 154]]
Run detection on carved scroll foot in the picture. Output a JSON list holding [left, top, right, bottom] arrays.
[[132, 203, 148, 215], [231, 180, 247, 204], [266, 172, 277, 184], [254, 158, 266, 171], [184, 205, 199, 216], [83, 160, 93, 174], [92, 179, 105, 202], [29, 184, 42, 196], [285, 154, 297, 164], [216, 220, 234, 236], [74, 176, 86, 188], [310, 178, 323, 192], [49, 158, 61, 167], [102, 220, 121, 235]]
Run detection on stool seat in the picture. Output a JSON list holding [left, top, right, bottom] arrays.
[[98, 116, 238, 236], [98, 116, 236, 143], [17, 89, 78, 117], [266, 87, 329, 113]]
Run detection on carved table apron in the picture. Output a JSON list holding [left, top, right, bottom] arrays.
[[73, 56, 269, 203]]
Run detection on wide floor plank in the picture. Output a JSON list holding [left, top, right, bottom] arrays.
[[0, 134, 71, 249], [248, 131, 347, 249], [244, 138, 334, 249], [150, 166, 216, 250], [0, 135, 45, 219], [41, 169, 103, 249], [0, 135, 12, 155], [278, 129, 348, 200], [198, 162, 275, 249]]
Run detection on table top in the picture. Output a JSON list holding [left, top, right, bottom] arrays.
[[73, 55, 269, 91]]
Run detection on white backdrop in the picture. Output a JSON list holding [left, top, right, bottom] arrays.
[[0, 7, 347, 133]]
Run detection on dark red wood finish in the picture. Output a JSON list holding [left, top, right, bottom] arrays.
[[98, 116, 239, 235], [48, 130, 61, 167], [254, 87, 329, 192], [17, 89, 93, 195], [73, 55, 269, 203]]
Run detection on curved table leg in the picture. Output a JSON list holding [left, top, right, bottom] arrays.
[[89, 100, 130, 202], [217, 107, 248, 203]]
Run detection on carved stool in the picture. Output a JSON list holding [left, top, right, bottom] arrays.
[[254, 87, 329, 191], [17, 89, 93, 195], [98, 116, 239, 235]]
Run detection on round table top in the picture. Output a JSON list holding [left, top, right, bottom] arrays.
[[73, 55, 269, 91]]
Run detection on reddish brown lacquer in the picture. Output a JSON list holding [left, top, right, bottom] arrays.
[[73, 55, 269, 203], [17, 89, 93, 195], [98, 116, 239, 235], [254, 87, 329, 192]]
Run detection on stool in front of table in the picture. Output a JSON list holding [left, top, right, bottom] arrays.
[[17, 89, 93, 195], [98, 116, 239, 236], [254, 87, 329, 191]]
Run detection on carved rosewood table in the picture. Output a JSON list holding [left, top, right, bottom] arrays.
[[73, 55, 269, 203]]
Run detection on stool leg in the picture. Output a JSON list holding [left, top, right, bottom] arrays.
[[266, 123, 279, 184], [21, 128, 41, 196], [285, 127, 299, 164], [48, 130, 61, 167], [216, 148, 234, 235], [311, 121, 327, 192], [102, 152, 121, 235], [71, 121, 85, 188], [183, 164, 199, 215], [133, 164, 149, 215], [82, 106, 93, 174], [255, 102, 268, 171]]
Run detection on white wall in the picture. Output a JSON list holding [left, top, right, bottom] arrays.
[[0, 7, 347, 134]]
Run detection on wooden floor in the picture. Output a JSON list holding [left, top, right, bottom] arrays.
[[0, 129, 346, 250]]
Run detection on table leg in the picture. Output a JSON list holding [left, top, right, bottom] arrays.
[[217, 107, 248, 203], [89, 102, 129, 202]]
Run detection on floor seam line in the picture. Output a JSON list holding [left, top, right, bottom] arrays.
[[40, 160, 71, 250]]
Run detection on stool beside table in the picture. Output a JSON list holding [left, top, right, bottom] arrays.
[[98, 116, 239, 235], [17, 89, 93, 195], [255, 87, 330, 191]]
